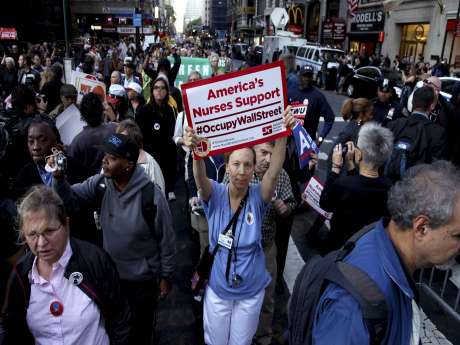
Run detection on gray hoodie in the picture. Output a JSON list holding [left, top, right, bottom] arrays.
[[53, 166, 175, 281]]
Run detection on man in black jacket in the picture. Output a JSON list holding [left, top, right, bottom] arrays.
[[13, 116, 99, 244], [387, 85, 448, 165], [17, 55, 41, 93]]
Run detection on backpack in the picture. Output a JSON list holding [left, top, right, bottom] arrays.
[[288, 224, 388, 345], [384, 116, 429, 182], [94, 175, 157, 231]]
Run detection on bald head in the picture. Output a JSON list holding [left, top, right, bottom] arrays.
[[111, 71, 121, 85]]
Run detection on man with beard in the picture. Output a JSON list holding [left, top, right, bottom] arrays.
[[52, 133, 176, 345]]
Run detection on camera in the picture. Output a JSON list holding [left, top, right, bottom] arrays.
[[45, 147, 67, 172], [342, 145, 348, 158], [24, 74, 36, 86]]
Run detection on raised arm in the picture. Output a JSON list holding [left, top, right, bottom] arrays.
[[261, 107, 296, 203], [183, 126, 213, 201]]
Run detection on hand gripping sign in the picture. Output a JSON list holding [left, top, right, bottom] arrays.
[[181, 61, 289, 158]]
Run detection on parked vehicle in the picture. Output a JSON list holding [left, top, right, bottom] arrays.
[[295, 44, 344, 85], [407, 77, 460, 112], [440, 77, 460, 101], [343, 66, 384, 99], [262, 31, 308, 64]]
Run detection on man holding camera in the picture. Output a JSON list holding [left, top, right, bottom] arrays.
[[13, 116, 86, 199]]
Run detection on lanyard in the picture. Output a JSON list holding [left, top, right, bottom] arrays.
[[224, 189, 249, 284]]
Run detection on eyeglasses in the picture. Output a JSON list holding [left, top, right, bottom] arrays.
[[25, 224, 63, 241], [153, 86, 167, 91]]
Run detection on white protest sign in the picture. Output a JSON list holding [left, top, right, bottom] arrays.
[[71, 71, 106, 103], [55, 104, 86, 146], [181, 61, 288, 157], [302, 177, 332, 219]]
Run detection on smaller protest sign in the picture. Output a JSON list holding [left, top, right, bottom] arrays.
[[55, 104, 86, 146], [181, 60, 289, 157], [292, 122, 319, 169], [289, 99, 308, 125], [302, 177, 332, 219], [168, 57, 212, 88], [72, 71, 106, 103]]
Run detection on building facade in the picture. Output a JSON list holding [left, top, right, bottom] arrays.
[[70, 0, 175, 37], [382, 0, 460, 66], [209, 0, 228, 34]]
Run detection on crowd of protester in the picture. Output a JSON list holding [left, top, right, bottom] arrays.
[[0, 36, 459, 345]]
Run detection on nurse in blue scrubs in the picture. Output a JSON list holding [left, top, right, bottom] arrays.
[[184, 107, 295, 345]]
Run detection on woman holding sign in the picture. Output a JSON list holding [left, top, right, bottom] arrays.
[[184, 107, 295, 345]]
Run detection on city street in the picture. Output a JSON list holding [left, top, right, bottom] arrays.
[[2, 0, 460, 344]]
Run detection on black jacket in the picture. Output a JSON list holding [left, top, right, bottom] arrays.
[[13, 158, 101, 245], [387, 112, 449, 163], [4, 237, 130, 345], [372, 98, 402, 125], [13, 157, 87, 200]]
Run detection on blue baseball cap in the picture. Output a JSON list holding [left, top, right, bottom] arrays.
[[299, 65, 314, 76], [96, 133, 139, 163]]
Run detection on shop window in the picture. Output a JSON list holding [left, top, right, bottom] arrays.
[[399, 23, 430, 63]]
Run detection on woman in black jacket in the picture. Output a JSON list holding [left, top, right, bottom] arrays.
[[4, 185, 130, 344], [136, 76, 178, 200]]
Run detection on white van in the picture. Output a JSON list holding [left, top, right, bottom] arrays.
[[262, 31, 308, 64], [295, 44, 344, 83]]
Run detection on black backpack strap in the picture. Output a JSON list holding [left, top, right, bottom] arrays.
[[141, 181, 157, 233], [94, 175, 107, 210], [325, 262, 388, 344], [326, 222, 388, 344], [336, 223, 377, 261]]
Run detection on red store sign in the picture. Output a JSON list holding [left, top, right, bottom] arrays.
[[322, 18, 346, 41], [0, 28, 17, 40]]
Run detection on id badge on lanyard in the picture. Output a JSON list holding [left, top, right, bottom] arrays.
[[218, 232, 233, 250]]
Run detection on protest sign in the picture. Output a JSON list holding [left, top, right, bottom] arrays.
[[72, 71, 106, 103], [181, 60, 288, 157], [302, 177, 332, 219], [168, 57, 212, 88], [292, 122, 319, 169], [55, 104, 86, 146], [289, 99, 308, 125]]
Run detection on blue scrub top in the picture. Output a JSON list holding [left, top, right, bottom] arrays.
[[203, 180, 271, 300]]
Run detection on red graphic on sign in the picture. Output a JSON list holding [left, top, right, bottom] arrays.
[[262, 125, 273, 136]]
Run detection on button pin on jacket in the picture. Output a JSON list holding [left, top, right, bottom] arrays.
[[50, 301, 64, 316], [70, 272, 83, 286]]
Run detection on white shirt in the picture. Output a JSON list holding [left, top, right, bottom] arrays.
[[27, 241, 109, 345], [138, 149, 166, 194]]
